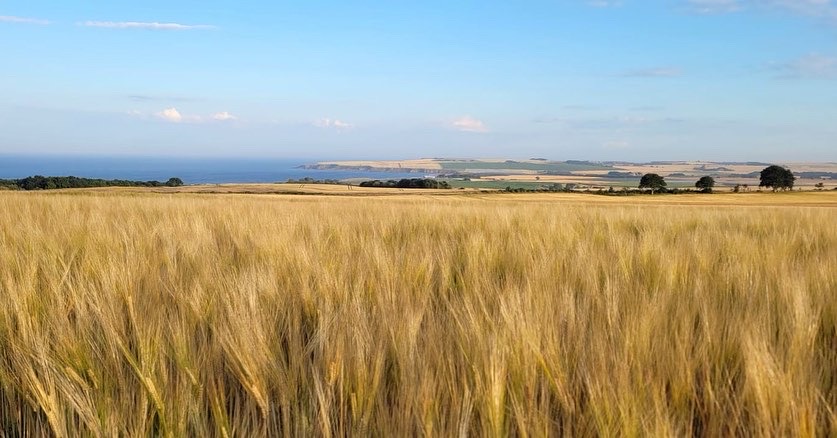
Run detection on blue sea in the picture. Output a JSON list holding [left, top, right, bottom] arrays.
[[0, 155, 425, 184]]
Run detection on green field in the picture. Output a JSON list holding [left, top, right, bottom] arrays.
[[444, 180, 549, 190]]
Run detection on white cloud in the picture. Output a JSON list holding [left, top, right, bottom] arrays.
[[452, 116, 489, 133], [313, 118, 354, 129], [212, 111, 238, 121], [0, 15, 50, 25], [79, 21, 216, 30], [156, 107, 184, 123], [770, 54, 837, 79]]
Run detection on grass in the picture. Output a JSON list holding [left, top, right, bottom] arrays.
[[0, 190, 835, 436]]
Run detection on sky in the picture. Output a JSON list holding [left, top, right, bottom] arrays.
[[1, 0, 836, 161]]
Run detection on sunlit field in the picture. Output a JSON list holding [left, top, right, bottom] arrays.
[[1, 190, 835, 436]]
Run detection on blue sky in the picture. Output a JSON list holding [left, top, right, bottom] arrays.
[[1, 0, 836, 161]]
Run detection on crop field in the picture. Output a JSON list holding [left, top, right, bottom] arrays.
[[0, 190, 835, 436], [438, 160, 612, 173]]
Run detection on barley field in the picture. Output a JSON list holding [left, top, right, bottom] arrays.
[[0, 190, 835, 436]]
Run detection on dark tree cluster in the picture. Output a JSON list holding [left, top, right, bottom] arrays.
[[639, 173, 667, 192], [695, 176, 715, 193], [504, 183, 566, 193], [359, 178, 451, 189], [0, 176, 184, 190], [759, 165, 795, 191], [286, 177, 342, 185]]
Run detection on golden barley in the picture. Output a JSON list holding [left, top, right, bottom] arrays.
[[0, 191, 835, 436]]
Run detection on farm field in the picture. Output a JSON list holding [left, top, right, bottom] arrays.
[[0, 189, 835, 436], [308, 159, 837, 190]]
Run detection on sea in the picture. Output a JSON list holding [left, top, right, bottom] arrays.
[[0, 155, 423, 185]]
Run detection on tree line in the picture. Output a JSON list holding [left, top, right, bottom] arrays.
[[0, 176, 184, 191], [285, 177, 342, 185], [359, 178, 451, 189], [639, 165, 799, 193]]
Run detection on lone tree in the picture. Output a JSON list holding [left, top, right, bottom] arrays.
[[695, 176, 715, 193], [165, 177, 184, 187], [759, 165, 795, 191], [639, 173, 667, 193]]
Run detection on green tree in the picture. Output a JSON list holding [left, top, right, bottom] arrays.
[[695, 176, 715, 193], [639, 173, 666, 193], [166, 177, 184, 187], [759, 165, 795, 191]]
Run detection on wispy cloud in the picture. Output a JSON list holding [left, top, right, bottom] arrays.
[[562, 104, 598, 111], [686, 0, 742, 14], [586, 0, 623, 7], [212, 112, 238, 122], [452, 116, 488, 133], [128, 94, 200, 102], [769, 54, 837, 79], [686, 0, 837, 21], [630, 106, 665, 112], [137, 108, 237, 123], [0, 15, 50, 25], [128, 95, 157, 102], [533, 115, 684, 128], [313, 118, 354, 129], [621, 67, 683, 78], [766, 0, 837, 21], [603, 140, 631, 149], [79, 21, 216, 30]]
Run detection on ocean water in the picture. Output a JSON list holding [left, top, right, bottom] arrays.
[[0, 155, 424, 184]]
